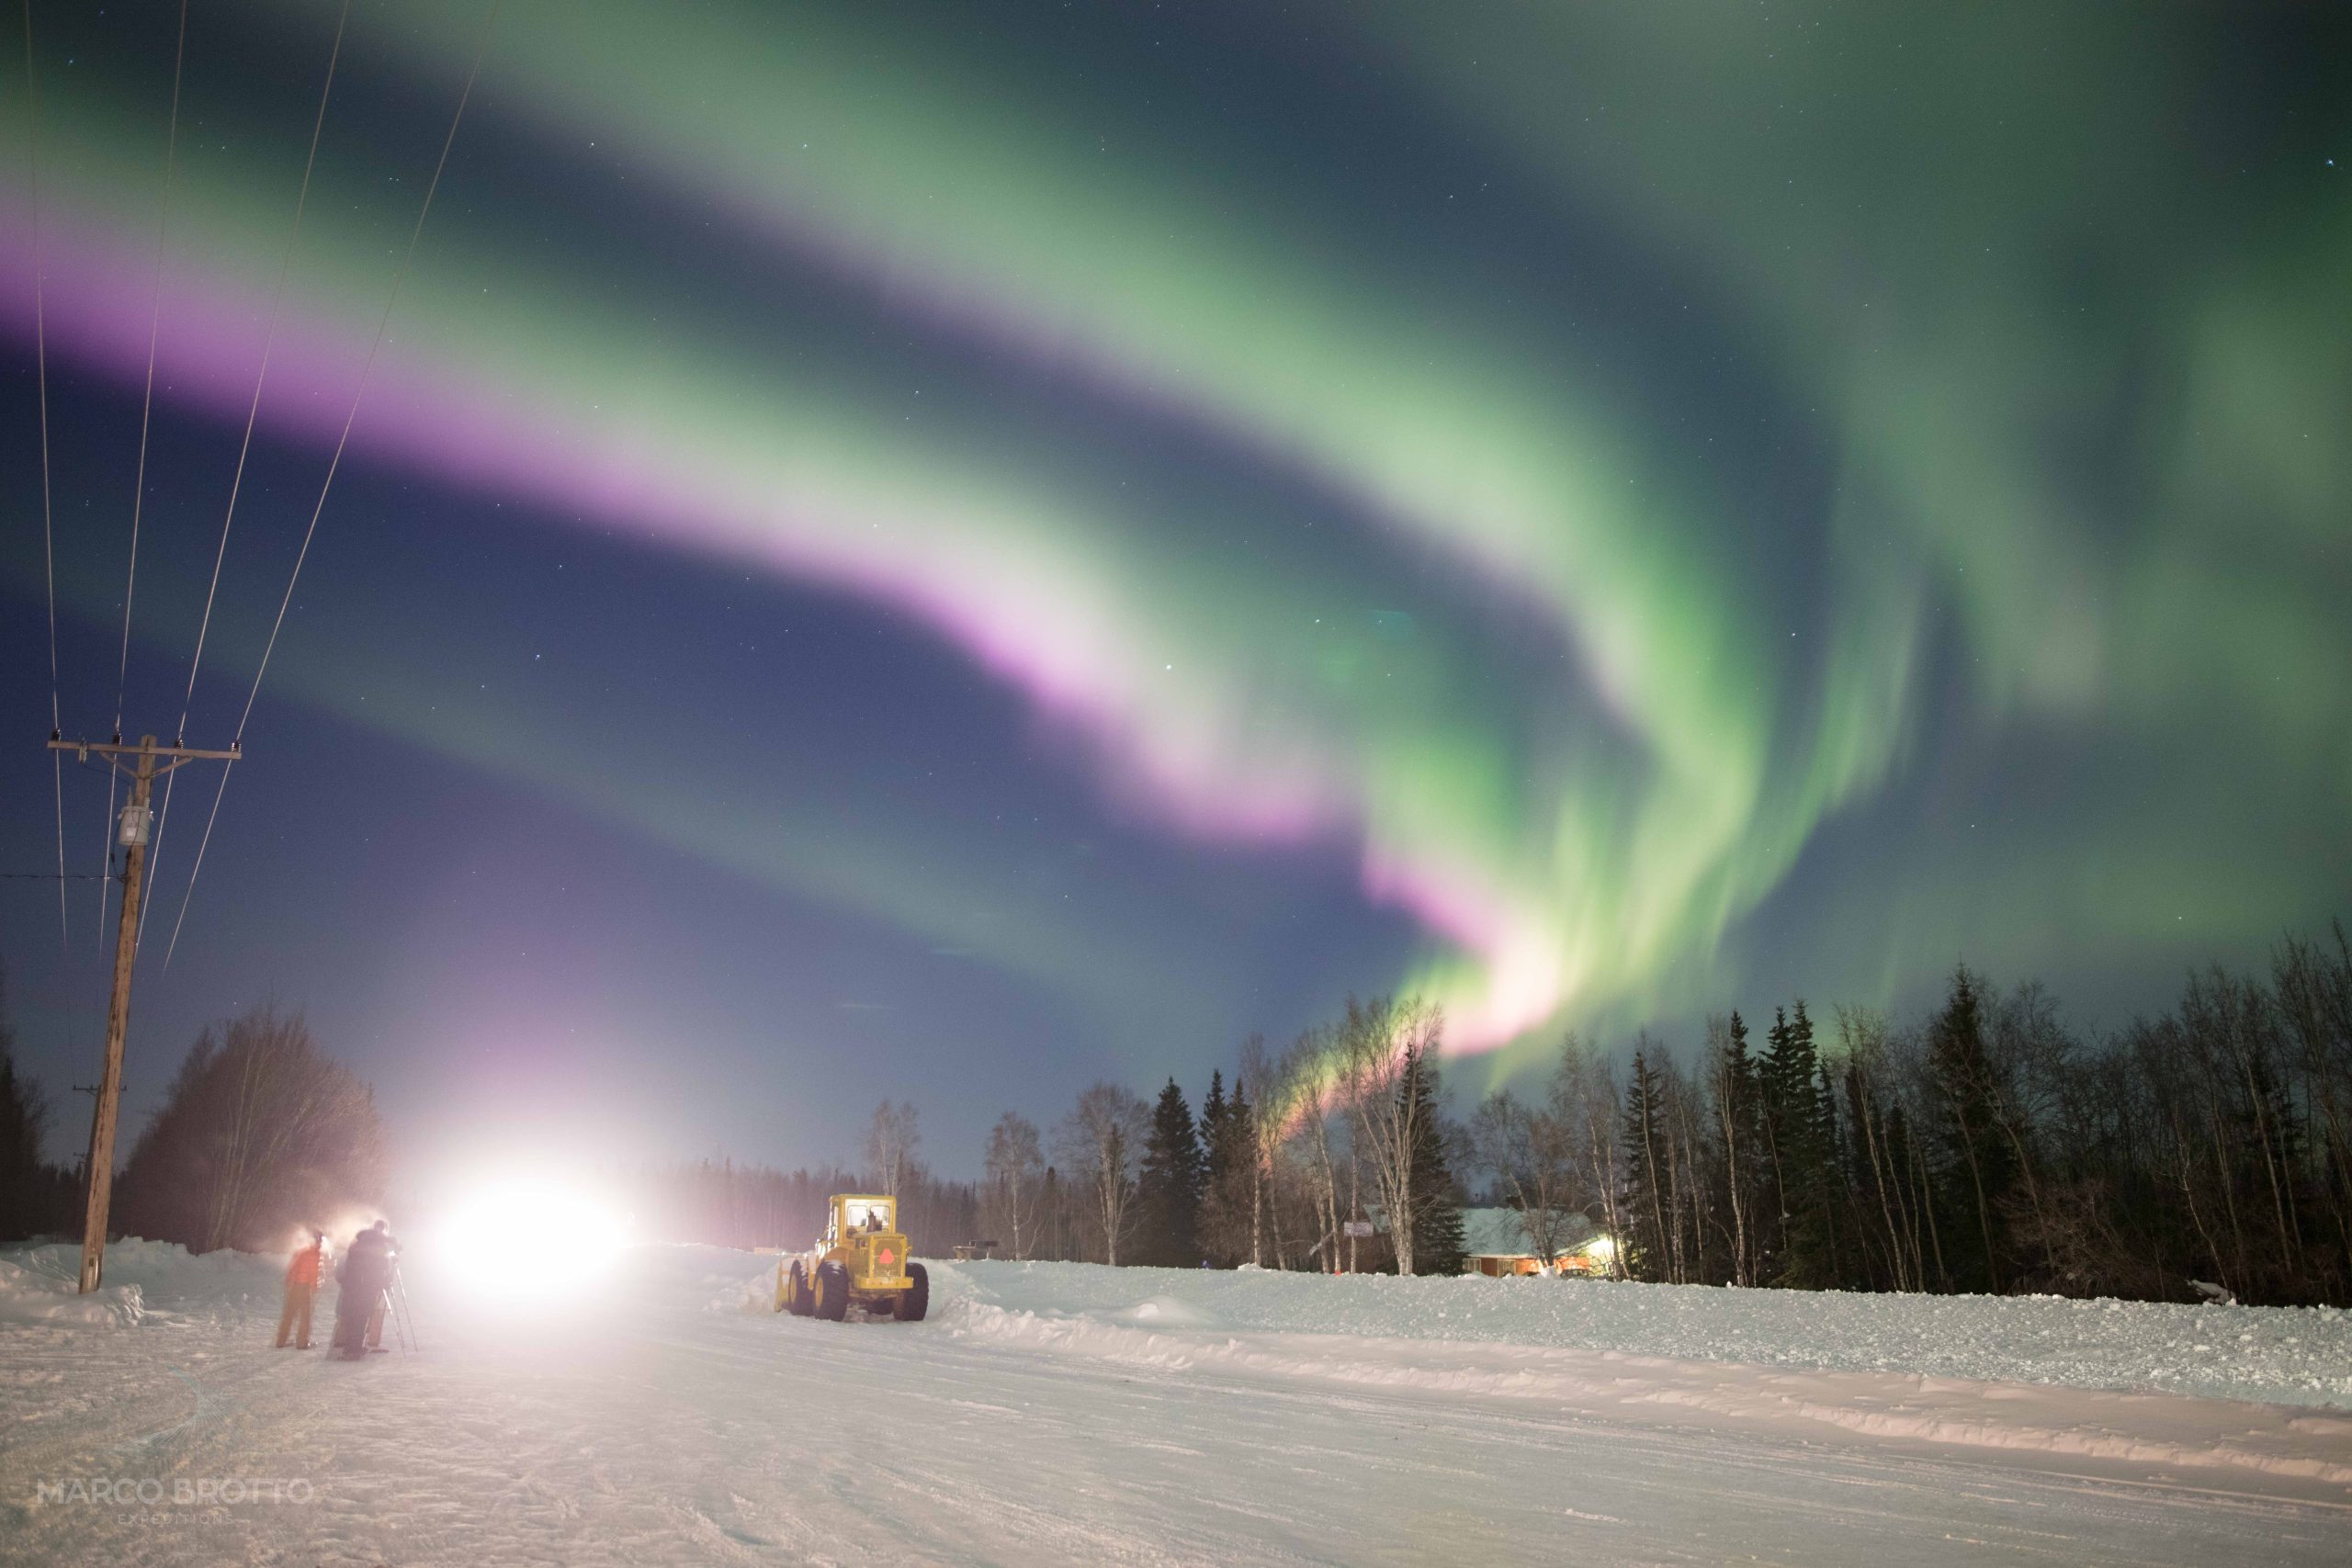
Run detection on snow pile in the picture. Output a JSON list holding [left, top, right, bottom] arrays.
[[0, 1255, 142, 1327], [707, 1255, 779, 1314], [929, 1258, 2352, 1407], [0, 1238, 282, 1326]]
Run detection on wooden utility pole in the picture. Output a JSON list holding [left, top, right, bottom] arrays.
[[47, 733, 241, 1292]]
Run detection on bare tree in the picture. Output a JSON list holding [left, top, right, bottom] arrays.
[[2276, 926, 2352, 1274], [1552, 1032, 1626, 1277], [1335, 995, 1444, 1276], [1282, 1029, 1350, 1271], [864, 1100, 920, 1199], [1469, 1088, 1579, 1265], [1057, 1083, 1148, 1265], [1702, 1014, 1758, 1287], [205, 1013, 375, 1253], [117, 1007, 385, 1254], [1238, 1035, 1302, 1269], [1657, 1048, 1710, 1285], [1834, 1006, 1918, 1292], [982, 1111, 1044, 1258]]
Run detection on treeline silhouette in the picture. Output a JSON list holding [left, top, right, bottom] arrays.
[[0, 964, 78, 1243], [1601, 927, 2352, 1305], [636, 1000, 1475, 1277], [630, 1153, 979, 1256], [638, 925, 2351, 1307]]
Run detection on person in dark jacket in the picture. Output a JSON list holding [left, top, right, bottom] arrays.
[[333, 1221, 397, 1360], [364, 1224, 402, 1351]]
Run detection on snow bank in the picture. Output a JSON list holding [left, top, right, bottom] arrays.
[[928, 1259, 2352, 1407], [0, 1256, 142, 1326], [919, 1261, 2352, 1488], [935, 1294, 2352, 1485], [0, 1238, 282, 1326]]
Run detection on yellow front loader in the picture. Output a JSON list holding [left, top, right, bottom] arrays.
[[775, 1193, 929, 1322]]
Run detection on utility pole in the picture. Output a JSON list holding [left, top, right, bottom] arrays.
[[47, 733, 241, 1293]]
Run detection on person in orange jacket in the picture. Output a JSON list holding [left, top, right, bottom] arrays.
[[277, 1230, 328, 1349]]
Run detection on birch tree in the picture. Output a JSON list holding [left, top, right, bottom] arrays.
[[1552, 1033, 1626, 1277], [864, 1100, 921, 1199], [982, 1111, 1044, 1259], [1057, 1082, 1148, 1265], [1336, 995, 1444, 1276], [1283, 1030, 1349, 1271], [1238, 1035, 1303, 1269]]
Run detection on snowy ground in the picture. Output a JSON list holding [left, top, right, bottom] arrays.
[[3, 1242, 2348, 1566]]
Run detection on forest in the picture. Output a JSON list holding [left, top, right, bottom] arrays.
[[5, 924, 2347, 1308], [642, 924, 2352, 1307]]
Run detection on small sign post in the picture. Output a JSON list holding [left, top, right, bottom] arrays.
[[1340, 1218, 1373, 1274]]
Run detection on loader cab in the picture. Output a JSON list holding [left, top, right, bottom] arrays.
[[829, 1194, 895, 1244]]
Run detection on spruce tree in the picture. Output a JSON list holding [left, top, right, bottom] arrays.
[[1401, 1048, 1464, 1275], [1199, 1069, 1246, 1265], [1200, 1069, 1231, 1208], [1136, 1078, 1206, 1266], [1204, 1074, 1256, 1264], [1814, 1041, 1851, 1286], [1763, 1001, 1835, 1287], [1927, 967, 2015, 1292], [1618, 1049, 1668, 1282]]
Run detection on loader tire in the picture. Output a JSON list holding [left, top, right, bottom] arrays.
[[896, 1263, 929, 1323], [786, 1262, 813, 1317], [814, 1261, 849, 1322]]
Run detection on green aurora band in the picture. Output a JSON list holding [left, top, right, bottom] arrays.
[[6, 1, 2346, 1072]]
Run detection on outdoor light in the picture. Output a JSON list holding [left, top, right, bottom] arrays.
[[432, 1176, 632, 1306]]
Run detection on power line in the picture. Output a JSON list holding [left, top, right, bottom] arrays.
[[163, 0, 503, 973], [91, 792, 116, 948], [113, 0, 187, 735], [20, 0, 65, 955], [141, 0, 351, 953], [93, 0, 188, 953]]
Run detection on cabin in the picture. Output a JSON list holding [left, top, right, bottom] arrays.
[[1460, 1207, 1615, 1278]]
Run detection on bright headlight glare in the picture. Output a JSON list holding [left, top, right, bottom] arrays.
[[432, 1178, 631, 1304]]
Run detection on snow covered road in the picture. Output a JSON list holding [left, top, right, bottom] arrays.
[[3, 1245, 2347, 1565]]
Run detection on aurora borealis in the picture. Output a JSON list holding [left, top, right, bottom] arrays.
[[3, 2, 2346, 1163]]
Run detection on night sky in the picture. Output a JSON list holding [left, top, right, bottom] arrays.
[[3, 2, 2346, 1181]]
